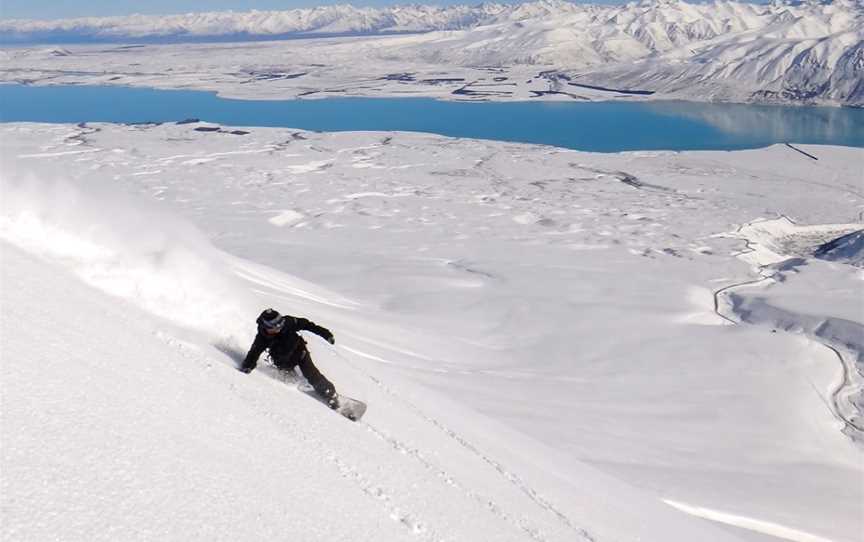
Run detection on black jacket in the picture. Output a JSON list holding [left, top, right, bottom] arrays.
[[241, 316, 333, 373]]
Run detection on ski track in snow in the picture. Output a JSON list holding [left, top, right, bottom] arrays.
[[331, 347, 595, 542], [361, 423, 551, 542], [171, 352, 446, 542], [252, 359, 582, 542], [257, 350, 589, 542]]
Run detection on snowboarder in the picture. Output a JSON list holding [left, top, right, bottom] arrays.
[[240, 308, 339, 408]]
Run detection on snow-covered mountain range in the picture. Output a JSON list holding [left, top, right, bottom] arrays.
[[0, 3, 506, 41], [1, 0, 862, 106]]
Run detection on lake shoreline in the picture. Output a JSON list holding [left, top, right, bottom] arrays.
[[5, 72, 857, 109], [1, 82, 863, 153]]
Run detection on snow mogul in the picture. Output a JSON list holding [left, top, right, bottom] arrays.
[[240, 308, 339, 408]]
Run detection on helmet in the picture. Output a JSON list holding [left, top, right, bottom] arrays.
[[258, 308, 285, 334]]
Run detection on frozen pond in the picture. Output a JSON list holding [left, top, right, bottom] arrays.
[[1, 83, 862, 152]]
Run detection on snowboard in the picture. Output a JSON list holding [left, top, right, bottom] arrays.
[[258, 364, 367, 421], [298, 382, 367, 422]]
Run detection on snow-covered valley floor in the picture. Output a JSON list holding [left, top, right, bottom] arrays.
[[1, 122, 862, 542]]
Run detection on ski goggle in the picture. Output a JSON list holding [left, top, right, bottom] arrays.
[[262, 318, 285, 334]]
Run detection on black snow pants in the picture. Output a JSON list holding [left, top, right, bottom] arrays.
[[273, 340, 335, 399]]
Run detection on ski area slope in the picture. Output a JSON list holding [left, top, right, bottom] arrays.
[[1, 0, 862, 106], [2, 121, 863, 541]]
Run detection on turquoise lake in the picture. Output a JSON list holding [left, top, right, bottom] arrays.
[[1, 84, 862, 152]]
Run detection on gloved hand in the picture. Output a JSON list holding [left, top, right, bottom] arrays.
[[327, 334, 335, 345], [239, 362, 255, 374]]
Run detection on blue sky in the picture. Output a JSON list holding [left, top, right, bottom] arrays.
[[1, 0, 632, 21]]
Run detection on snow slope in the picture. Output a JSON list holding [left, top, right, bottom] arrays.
[[0, 171, 745, 542], [1, 1, 862, 106], [2, 121, 863, 541]]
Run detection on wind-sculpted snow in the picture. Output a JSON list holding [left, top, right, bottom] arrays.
[[1, 0, 862, 105]]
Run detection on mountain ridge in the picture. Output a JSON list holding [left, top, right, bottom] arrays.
[[1, 1, 862, 106]]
